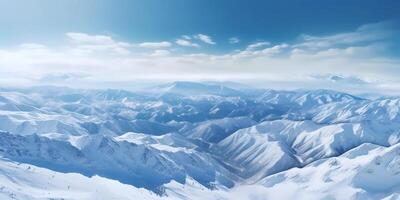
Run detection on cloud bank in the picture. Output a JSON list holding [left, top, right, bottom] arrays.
[[0, 21, 399, 95]]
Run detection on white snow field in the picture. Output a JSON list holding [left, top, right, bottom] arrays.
[[1, 82, 400, 199]]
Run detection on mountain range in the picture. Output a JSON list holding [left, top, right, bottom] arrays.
[[0, 82, 400, 199]]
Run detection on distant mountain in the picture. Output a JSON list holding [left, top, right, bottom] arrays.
[[145, 81, 243, 97]]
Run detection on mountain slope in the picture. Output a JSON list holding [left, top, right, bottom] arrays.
[[258, 143, 400, 200]]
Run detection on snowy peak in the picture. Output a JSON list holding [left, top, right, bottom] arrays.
[[149, 81, 242, 97], [260, 89, 362, 108]]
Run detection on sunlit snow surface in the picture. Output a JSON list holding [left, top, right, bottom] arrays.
[[1, 82, 400, 199]]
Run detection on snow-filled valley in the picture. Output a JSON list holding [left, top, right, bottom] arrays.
[[1, 81, 400, 199]]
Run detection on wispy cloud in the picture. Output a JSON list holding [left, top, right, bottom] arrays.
[[19, 43, 48, 50], [229, 43, 287, 58], [229, 37, 240, 44], [175, 39, 200, 47], [294, 21, 395, 50], [309, 74, 371, 85], [39, 73, 88, 83], [138, 41, 172, 49], [246, 41, 270, 50], [181, 35, 191, 40], [150, 50, 170, 56], [66, 32, 115, 44], [194, 34, 216, 45], [66, 32, 131, 55]]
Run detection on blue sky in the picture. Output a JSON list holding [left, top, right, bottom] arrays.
[[0, 0, 400, 94], [1, 0, 399, 48]]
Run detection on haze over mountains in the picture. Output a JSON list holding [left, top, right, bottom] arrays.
[[1, 81, 400, 199]]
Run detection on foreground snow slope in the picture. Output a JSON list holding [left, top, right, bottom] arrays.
[[0, 158, 157, 200], [0, 157, 252, 200], [258, 143, 400, 200], [3, 143, 400, 200]]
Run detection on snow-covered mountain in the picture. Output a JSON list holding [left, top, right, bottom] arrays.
[[1, 82, 400, 199]]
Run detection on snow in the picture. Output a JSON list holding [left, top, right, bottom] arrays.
[[0, 82, 400, 199], [0, 158, 158, 200], [257, 143, 400, 200]]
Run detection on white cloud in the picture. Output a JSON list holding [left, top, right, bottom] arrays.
[[230, 43, 288, 59], [138, 41, 172, 49], [246, 41, 270, 50], [309, 74, 370, 85], [182, 35, 191, 40], [0, 21, 399, 95], [17, 43, 50, 55], [19, 43, 48, 50], [150, 50, 170, 56], [175, 39, 200, 47], [66, 32, 131, 55], [229, 37, 240, 44], [194, 34, 216, 45], [66, 32, 115, 45], [291, 43, 386, 59], [294, 21, 393, 50], [39, 73, 88, 83], [260, 43, 289, 55]]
